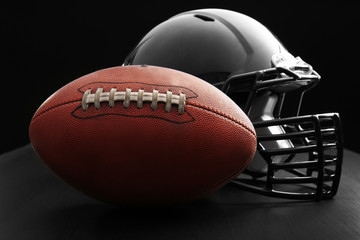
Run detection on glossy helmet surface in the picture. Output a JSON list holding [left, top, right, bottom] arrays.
[[124, 9, 343, 201]]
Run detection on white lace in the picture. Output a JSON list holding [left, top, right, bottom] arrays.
[[82, 88, 186, 114]]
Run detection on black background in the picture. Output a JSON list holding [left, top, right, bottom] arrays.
[[2, 2, 359, 154]]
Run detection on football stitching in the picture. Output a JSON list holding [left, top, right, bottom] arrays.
[[31, 98, 196, 125], [71, 105, 196, 124], [82, 87, 186, 114], [77, 81, 199, 99], [31, 89, 255, 137], [32, 82, 199, 123], [31, 99, 257, 136]]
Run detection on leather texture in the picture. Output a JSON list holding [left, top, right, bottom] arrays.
[[29, 65, 256, 205]]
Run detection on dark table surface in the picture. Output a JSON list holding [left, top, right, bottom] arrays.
[[1, 144, 360, 240]]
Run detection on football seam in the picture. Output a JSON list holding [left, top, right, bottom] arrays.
[[31, 100, 81, 122], [31, 99, 192, 124], [31, 83, 198, 123], [31, 99, 256, 138], [187, 102, 256, 137]]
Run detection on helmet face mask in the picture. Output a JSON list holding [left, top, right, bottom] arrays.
[[124, 8, 343, 201], [235, 113, 343, 200]]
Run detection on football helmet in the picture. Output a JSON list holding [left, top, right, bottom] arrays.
[[123, 9, 343, 201]]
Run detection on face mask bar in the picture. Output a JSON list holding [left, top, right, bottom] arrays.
[[232, 113, 343, 200], [221, 66, 320, 117], [220, 58, 343, 200]]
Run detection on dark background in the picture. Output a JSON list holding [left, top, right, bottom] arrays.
[[2, 2, 359, 154]]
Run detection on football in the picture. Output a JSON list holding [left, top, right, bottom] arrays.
[[29, 65, 256, 205]]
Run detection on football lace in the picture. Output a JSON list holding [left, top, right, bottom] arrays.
[[82, 88, 186, 114]]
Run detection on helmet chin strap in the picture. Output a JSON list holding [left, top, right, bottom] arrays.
[[245, 92, 293, 175]]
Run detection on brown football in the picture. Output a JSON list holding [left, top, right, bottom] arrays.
[[29, 65, 256, 205]]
